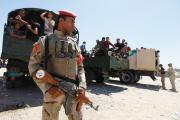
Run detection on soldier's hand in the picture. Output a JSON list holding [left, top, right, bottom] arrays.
[[76, 87, 86, 103], [77, 87, 85, 96], [76, 87, 91, 112]]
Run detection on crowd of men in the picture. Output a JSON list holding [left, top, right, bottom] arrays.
[[7, 9, 55, 41], [80, 37, 131, 59]]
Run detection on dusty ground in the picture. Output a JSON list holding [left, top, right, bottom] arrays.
[[0, 68, 180, 120]]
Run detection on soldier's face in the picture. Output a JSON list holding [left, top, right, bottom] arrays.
[[60, 17, 75, 34]]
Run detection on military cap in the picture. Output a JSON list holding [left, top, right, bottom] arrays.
[[59, 10, 76, 18]]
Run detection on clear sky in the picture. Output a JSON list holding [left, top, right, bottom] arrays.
[[0, 0, 180, 68]]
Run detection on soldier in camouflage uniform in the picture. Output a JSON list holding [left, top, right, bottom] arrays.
[[167, 63, 176, 92], [28, 10, 86, 120]]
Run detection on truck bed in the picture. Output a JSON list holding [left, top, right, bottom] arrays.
[[83, 56, 129, 71]]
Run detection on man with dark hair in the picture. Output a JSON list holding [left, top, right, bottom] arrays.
[[9, 9, 26, 24], [159, 64, 166, 90], [114, 38, 121, 49], [101, 37, 114, 56], [28, 10, 86, 120], [103, 37, 115, 49], [101, 37, 105, 42], [80, 41, 87, 56], [40, 11, 55, 35], [26, 18, 41, 41], [10, 9, 28, 27], [8, 9, 28, 39], [121, 39, 125, 48]]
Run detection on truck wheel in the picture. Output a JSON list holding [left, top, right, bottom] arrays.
[[120, 71, 134, 84], [6, 80, 14, 89], [85, 70, 95, 84], [95, 72, 104, 83], [14, 79, 22, 88], [134, 74, 140, 83]]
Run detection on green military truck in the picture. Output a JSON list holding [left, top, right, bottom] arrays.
[[1, 8, 58, 88], [84, 49, 160, 84]]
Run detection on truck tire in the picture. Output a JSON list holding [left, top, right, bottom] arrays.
[[95, 72, 104, 83], [85, 69, 95, 84], [14, 78, 23, 88], [6, 79, 14, 89], [134, 74, 140, 83], [5, 77, 23, 89], [120, 71, 135, 84]]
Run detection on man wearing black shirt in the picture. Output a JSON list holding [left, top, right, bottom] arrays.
[[26, 18, 41, 42], [114, 38, 121, 50], [159, 64, 166, 90]]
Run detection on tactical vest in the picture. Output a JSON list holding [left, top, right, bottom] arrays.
[[45, 33, 79, 81]]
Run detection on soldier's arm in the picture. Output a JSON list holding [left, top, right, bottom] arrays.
[[28, 37, 58, 86], [28, 37, 63, 98], [28, 37, 45, 76]]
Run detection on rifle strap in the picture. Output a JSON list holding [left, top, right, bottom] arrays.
[[44, 36, 49, 70]]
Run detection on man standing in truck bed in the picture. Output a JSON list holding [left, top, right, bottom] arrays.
[[28, 10, 86, 120]]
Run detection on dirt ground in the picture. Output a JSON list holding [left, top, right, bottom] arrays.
[[0, 68, 180, 120]]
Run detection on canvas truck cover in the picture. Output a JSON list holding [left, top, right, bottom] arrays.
[[129, 49, 156, 71], [1, 8, 59, 63]]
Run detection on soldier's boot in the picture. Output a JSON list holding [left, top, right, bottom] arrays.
[[42, 102, 61, 120]]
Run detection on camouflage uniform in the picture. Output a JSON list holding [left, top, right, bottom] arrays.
[[28, 30, 86, 120], [167, 66, 176, 91]]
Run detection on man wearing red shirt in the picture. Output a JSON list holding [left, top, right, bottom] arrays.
[[103, 37, 115, 49]]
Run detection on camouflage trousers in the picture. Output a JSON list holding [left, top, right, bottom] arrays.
[[169, 75, 176, 91], [42, 91, 82, 120], [32, 77, 82, 120]]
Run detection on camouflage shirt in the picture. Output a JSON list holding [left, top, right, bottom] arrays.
[[28, 30, 86, 93]]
